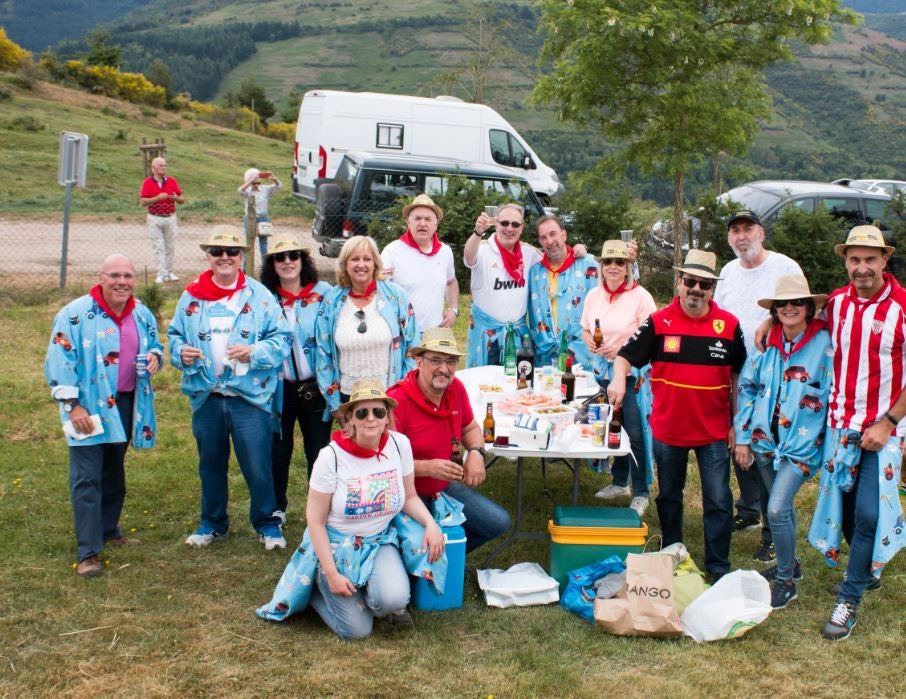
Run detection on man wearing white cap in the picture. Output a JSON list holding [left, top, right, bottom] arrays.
[[609, 249, 746, 582], [381, 194, 459, 333], [168, 225, 291, 552], [804, 225, 906, 641], [715, 209, 803, 561]]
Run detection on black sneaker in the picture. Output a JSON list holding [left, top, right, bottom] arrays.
[[760, 560, 803, 583], [770, 580, 798, 609], [830, 574, 882, 596], [387, 609, 413, 628], [734, 515, 760, 532], [753, 542, 775, 563], [822, 601, 857, 641]]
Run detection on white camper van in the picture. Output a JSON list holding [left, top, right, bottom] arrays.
[[291, 89, 562, 202]]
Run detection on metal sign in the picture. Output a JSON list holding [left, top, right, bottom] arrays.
[[58, 131, 89, 187]]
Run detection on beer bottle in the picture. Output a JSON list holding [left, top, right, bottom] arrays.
[[593, 319, 604, 348], [503, 324, 517, 376], [561, 357, 576, 403], [451, 436, 463, 466], [557, 330, 568, 372], [516, 335, 535, 388], [517, 366, 528, 390], [608, 406, 623, 449], [483, 403, 495, 444]]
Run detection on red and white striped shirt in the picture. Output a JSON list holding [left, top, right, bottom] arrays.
[[826, 273, 906, 434]]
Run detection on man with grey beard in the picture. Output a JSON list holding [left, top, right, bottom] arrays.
[[714, 210, 802, 563]]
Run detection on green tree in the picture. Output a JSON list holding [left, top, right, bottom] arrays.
[[146, 58, 173, 101], [236, 77, 276, 123], [533, 0, 858, 267], [84, 29, 122, 68]]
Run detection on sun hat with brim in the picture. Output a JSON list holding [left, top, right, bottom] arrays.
[[199, 225, 249, 252], [338, 378, 398, 414], [673, 249, 721, 280], [727, 209, 762, 229], [596, 239, 630, 261], [410, 326, 465, 357], [757, 274, 827, 311], [244, 167, 260, 184], [402, 193, 444, 222], [266, 234, 308, 257], [834, 225, 895, 257]]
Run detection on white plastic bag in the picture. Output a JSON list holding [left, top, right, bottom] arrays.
[[477, 562, 560, 608], [680, 570, 771, 642]]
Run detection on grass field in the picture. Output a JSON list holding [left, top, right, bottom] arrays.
[[1, 291, 904, 697]]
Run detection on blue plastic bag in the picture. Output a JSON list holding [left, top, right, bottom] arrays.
[[560, 555, 627, 622]]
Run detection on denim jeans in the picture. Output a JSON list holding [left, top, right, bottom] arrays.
[[272, 380, 332, 512], [310, 544, 410, 640], [426, 483, 511, 554], [839, 450, 880, 605], [653, 438, 733, 575], [68, 392, 133, 562], [757, 454, 806, 583], [601, 379, 648, 497], [191, 394, 279, 535]]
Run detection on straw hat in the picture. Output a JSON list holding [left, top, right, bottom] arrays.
[[338, 378, 398, 414], [757, 274, 827, 310], [244, 167, 260, 184], [673, 249, 721, 280], [410, 327, 465, 357], [266, 234, 308, 257], [402, 193, 444, 222], [596, 240, 630, 261], [199, 225, 249, 252], [834, 225, 895, 257]]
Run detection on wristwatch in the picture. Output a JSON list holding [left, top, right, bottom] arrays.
[[466, 446, 487, 457], [62, 398, 79, 413]]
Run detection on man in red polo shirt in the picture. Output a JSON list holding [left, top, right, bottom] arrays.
[[608, 249, 746, 582], [139, 156, 185, 284], [388, 327, 510, 553]]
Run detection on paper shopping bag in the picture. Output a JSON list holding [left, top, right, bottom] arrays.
[[594, 553, 684, 638]]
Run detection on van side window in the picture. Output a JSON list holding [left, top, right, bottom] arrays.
[[819, 197, 861, 226], [864, 199, 887, 224], [376, 123, 404, 149]]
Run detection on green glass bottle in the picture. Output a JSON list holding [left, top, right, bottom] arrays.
[[503, 324, 517, 376], [557, 330, 568, 372]]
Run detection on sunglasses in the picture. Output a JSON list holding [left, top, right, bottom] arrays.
[[273, 251, 301, 262], [772, 298, 809, 309], [601, 258, 626, 267], [681, 277, 715, 291], [498, 220, 523, 229], [208, 247, 242, 258], [353, 406, 388, 420], [354, 309, 367, 334]]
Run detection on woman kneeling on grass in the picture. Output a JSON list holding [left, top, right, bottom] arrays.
[[256, 378, 445, 640], [733, 275, 831, 609]]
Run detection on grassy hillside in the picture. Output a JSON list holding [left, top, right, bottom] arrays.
[[0, 75, 306, 219]]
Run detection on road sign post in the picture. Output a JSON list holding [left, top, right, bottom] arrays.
[[58, 132, 89, 289]]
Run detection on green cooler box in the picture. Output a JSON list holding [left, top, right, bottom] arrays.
[[548, 505, 648, 592]]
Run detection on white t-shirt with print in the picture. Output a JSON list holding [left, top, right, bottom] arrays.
[[714, 251, 802, 356], [466, 237, 542, 323], [309, 431, 413, 537], [381, 239, 455, 332]]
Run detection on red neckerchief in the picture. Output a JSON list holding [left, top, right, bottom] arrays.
[[400, 229, 442, 256], [185, 270, 247, 301], [89, 285, 135, 325], [332, 429, 390, 461], [392, 370, 460, 437], [493, 236, 525, 285], [277, 283, 316, 307], [767, 318, 827, 359], [540, 245, 576, 274], [348, 279, 377, 299], [604, 279, 634, 303]]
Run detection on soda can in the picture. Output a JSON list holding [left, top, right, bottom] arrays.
[[135, 353, 149, 378], [588, 404, 601, 422], [592, 421, 605, 447]]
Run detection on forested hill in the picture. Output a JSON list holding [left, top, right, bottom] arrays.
[[4, 0, 906, 203]]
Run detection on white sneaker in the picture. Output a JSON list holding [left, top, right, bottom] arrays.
[[155, 274, 167, 284], [630, 496, 649, 517], [185, 532, 214, 547], [595, 484, 631, 500], [261, 533, 287, 551], [272, 510, 286, 530], [167, 271, 180, 281]]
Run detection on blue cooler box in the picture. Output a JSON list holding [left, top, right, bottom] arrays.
[[412, 524, 466, 611]]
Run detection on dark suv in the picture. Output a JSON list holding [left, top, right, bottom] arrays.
[[311, 151, 547, 257]]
